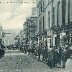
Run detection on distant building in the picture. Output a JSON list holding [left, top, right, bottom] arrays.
[[32, 7, 38, 17], [23, 16, 38, 48], [21, 6, 38, 48], [4, 29, 20, 46], [0, 25, 4, 44]]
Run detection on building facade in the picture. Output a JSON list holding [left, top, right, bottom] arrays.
[[46, 0, 63, 48], [21, 0, 72, 49], [37, 0, 47, 47], [22, 7, 38, 49], [37, 0, 72, 49], [23, 16, 38, 49]]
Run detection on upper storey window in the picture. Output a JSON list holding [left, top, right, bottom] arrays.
[[48, 0, 52, 4]]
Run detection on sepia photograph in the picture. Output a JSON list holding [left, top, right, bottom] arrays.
[[0, 0, 72, 72]]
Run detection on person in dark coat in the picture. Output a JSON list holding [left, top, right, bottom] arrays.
[[0, 43, 5, 58], [38, 46, 42, 60], [47, 48, 54, 68], [42, 46, 48, 62], [61, 45, 68, 68], [24, 46, 27, 54], [28, 47, 31, 55], [52, 46, 59, 67], [57, 46, 63, 64]]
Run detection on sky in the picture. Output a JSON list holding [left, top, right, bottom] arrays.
[[0, 0, 36, 29]]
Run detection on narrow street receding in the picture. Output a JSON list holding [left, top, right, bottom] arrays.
[[0, 0, 72, 72]]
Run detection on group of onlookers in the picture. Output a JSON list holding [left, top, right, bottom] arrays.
[[0, 43, 5, 58], [47, 45, 71, 68], [20, 44, 72, 68]]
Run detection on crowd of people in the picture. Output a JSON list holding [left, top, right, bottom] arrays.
[[20, 44, 72, 69], [0, 43, 5, 58]]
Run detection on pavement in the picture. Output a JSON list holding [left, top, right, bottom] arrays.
[[0, 49, 71, 72]]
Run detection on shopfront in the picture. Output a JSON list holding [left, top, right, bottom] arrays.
[[60, 31, 66, 46], [47, 30, 52, 49]]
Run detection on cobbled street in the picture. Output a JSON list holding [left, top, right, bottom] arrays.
[[0, 49, 71, 72]]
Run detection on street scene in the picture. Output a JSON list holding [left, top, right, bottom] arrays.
[[0, 0, 72, 72], [0, 49, 71, 72]]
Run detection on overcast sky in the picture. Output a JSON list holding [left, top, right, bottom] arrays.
[[0, 0, 36, 29]]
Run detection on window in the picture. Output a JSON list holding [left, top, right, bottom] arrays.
[[62, 0, 66, 25], [48, 0, 51, 2], [43, 16, 44, 32], [43, 1, 44, 10], [39, 6, 40, 15], [41, 3, 42, 12], [39, 18, 42, 32], [39, 20, 41, 32], [48, 0, 52, 4], [39, 2, 42, 15], [48, 11, 50, 28], [52, 7, 55, 25], [57, 1, 60, 26], [68, 0, 70, 23]]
